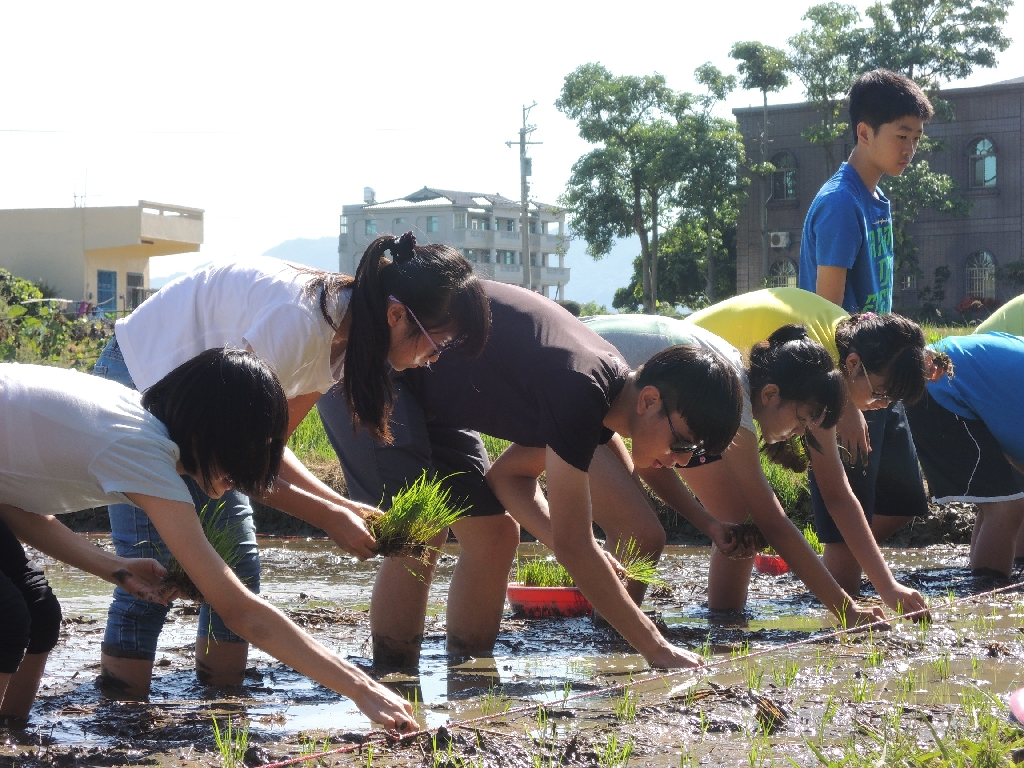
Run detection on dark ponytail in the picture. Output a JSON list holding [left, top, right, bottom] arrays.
[[749, 325, 845, 470], [342, 233, 490, 442], [834, 313, 928, 404]]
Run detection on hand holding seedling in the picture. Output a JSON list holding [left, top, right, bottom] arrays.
[[321, 501, 378, 560], [112, 558, 175, 605], [882, 582, 930, 622], [351, 678, 417, 733]]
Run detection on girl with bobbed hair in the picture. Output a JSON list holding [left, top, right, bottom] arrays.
[[685, 287, 930, 616], [0, 350, 415, 730], [93, 231, 488, 697], [589, 314, 893, 626]]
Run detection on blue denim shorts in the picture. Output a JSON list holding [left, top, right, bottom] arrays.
[[95, 337, 261, 660]]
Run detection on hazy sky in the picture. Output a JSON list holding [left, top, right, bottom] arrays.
[[1, 1, 1021, 280]]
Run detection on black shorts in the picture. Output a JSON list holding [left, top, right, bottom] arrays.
[[317, 375, 506, 518], [811, 401, 929, 545], [905, 389, 1024, 503]]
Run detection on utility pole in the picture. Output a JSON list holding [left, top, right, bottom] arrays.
[[506, 103, 541, 291]]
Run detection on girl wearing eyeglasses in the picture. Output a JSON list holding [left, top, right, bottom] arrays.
[[682, 287, 930, 616], [93, 232, 488, 697], [0, 350, 415, 731]]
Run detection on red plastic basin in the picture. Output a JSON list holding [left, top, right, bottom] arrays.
[[507, 584, 593, 618], [754, 553, 790, 576]]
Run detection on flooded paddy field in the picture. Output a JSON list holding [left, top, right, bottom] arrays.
[[5, 539, 1024, 767]]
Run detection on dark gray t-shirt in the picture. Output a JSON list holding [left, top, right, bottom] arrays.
[[404, 281, 630, 472]]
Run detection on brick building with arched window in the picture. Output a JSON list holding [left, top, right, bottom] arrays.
[[732, 75, 1024, 313]]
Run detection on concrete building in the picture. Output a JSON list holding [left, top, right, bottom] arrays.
[[732, 76, 1024, 312], [0, 201, 203, 314], [338, 187, 570, 299]]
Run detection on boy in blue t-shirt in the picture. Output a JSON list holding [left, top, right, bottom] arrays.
[[799, 69, 935, 595]]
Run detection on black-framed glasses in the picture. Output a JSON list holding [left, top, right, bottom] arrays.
[[662, 401, 705, 456], [860, 362, 892, 403]]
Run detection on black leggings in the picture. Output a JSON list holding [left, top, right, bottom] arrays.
[[0, 517, 61, 674]]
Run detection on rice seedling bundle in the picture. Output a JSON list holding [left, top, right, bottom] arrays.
[[164, 500, 243, 603], [366, 472, 467, 560]]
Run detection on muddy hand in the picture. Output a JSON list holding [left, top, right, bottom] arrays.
[[324, 503, 378, 560], [113, 558, 172, 605], [884, 584, 930, 622], [716, 522, 757, 560], [645, 642, 706, 669], [837, 601, 889, 632], [353, 680, 417, 733]]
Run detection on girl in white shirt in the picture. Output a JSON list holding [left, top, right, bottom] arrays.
[[93, 232, 488, 697], [1, 351, 415, 729]]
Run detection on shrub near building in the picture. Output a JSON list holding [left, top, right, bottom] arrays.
[[0, 268, 111, 369]]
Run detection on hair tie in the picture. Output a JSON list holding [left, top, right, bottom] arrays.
[[860, 312, 877, 320], [390, 231, 417, 263]]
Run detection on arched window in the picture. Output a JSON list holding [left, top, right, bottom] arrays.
[[771, 152, 797, 201], [969, 138, 997, 188], [966, 251, 996, 298], [766, 259, 798, 289]]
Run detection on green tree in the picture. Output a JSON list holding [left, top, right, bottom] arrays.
[[679, 64, 748, 303], [557, 63, 692, 313], [730, 41, 790, 282], [787, 3, 866, 174]]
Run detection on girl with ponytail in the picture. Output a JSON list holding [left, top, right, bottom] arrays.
[[685, 287, 930, 618], [92, 232, 487, 698]]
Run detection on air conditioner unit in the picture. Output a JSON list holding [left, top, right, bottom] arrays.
[[769, 231, 791, 249]]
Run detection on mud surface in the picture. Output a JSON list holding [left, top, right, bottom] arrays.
[[6, 538, 1023, 766]]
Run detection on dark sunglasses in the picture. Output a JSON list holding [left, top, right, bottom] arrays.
[[662, 401, 705, 456]]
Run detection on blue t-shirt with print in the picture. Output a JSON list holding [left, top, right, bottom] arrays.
[[799, 163, 894, 314], [928, 332, 1024, 464]]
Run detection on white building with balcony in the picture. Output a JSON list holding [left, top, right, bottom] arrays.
[[0, 200, 203, 315], [338, 187, 570, 299]]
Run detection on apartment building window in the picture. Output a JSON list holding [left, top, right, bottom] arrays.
[[393, 217, 406, 228], [529, 221, 537, 234], [501, 251, 516, 265], [365, 219, 377, 236], [969, 138, 997, 188], [966, 251, 996, 298], [899, 273, 917, 291], [465, 249, 479, 263], [771, 152, 797, 201], [505, 219, 515, 232], [426, 216, 439, 232], [766, 259, 797, 288], [471, 218, 479, 230], [339, 215, 348, 235], [454, 212, 467, 229]]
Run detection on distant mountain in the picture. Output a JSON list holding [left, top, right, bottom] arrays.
[[562, 235, 638, 311], [264, 236, 339, 272]]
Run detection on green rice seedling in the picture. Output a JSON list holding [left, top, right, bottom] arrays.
[[732, 640, 752, 659], [746, 728, 773, 768], [759, 448, 809, 516], [368, 472, 467, 560], [363, 744, 374, 768], [562, 681, 572, 704], [299, 731, 332, 766], [614, 683, 638, 722], [772, 660, 798, 688], [896, 668, 918, 700], [596, 733, 633, 768], [865, 629, 884, 667], [746, 662, 764, 691], [613, 537, 668, 587], [931, 651, 951, 680], [679, 744, 698, 768], [848, 675, 872, 703], [698, 709, 710, 741], [480, 682, 510, 716], [820, 691, 839, 731], [211, 715, 249, 768], [802, 524, 824, 555], [515, 556, 575, 587], [165, 501, 241, 602], [700, 632, 713, 662], [406, 687, 421, 717]]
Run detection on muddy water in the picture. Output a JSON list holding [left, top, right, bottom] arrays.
[[9, 540, 1024, 766]]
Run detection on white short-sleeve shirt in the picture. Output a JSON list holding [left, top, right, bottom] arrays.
[[115, 257, 351, 398], [0, 364, 193, 515]]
